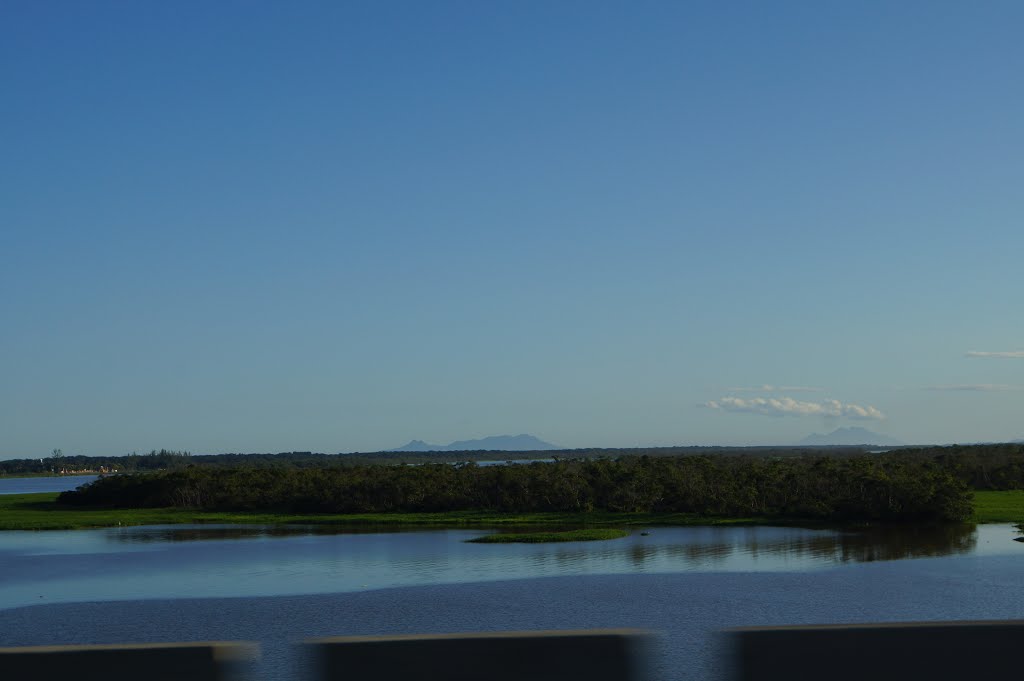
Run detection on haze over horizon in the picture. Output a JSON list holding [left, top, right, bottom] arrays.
[[3, 2, 1023, 459]]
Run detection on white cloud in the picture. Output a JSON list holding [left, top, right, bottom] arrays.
[[925, 384, 1022, 392], [966, 350, 1024, 358], [727, 384, 823, 393], [704, 396, 885, 420]]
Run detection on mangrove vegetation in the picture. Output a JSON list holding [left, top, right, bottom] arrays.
[[59, 453, 973, 524]]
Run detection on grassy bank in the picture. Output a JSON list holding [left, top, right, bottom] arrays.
[[468, 528, 629, 543], [972, 490, 1024, 523], [0, 493, 768, 531], [3, 490, 1022, 531]]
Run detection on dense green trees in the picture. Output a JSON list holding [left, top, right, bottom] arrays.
[[59, 454, 972, 523], [10, 443, 1024, 480], [0, 449, 193, 475], [2, 445, 868, 476], [24, 443, 1024, 524]]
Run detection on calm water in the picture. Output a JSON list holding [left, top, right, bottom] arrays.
[[0, 475, 98, 495], [1, 523, 1014, 611], [1, 522, 1023, 680]]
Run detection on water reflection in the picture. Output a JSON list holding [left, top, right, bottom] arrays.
[[107, 525, 374, 543], [629, 544, 658, 567], [1, 521, 1015, 613], [0, 475, 98, 495], [623, 524, 976, 568], [826, 524, 976, 562], [105, 522, 978, 565]]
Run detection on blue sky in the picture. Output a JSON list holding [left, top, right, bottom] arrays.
[[3, 1, 1023, 458]]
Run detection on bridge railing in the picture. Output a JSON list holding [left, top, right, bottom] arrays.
[[0, 641, 257, 681], [726, 619, 1024, 681], [305, 629, 653, 681], [5, 621, 1020, 681]]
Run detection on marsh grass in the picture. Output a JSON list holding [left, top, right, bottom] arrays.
[[0, 493, 766, 531], [4, 490, 1021, 531], [971, 490, 1024, 523]]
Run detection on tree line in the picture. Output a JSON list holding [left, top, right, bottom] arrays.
[[1, 445, 881, 476], [59, 453, 973, 523], [0, 450, 193, 475]]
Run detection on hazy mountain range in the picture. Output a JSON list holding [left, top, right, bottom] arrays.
[[392, 429, 908, 452], [797, 427, 904, 447], [390, 434, 559, 452]]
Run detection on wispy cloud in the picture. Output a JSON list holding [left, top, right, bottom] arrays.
[[727, 384, 823, 393], [925, 384, 1022, 392], [966, 350, 1024, 358], [704, 396, 885, 420]]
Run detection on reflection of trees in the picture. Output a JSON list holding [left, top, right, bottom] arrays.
[[653, 524, 976, 567], [679, 542, 734, 564], [833, 524, 977, 562], [771, 524, 977, 563], [106, 523, 978, 568], [107, 524, 410, 543], [629, 544, 659, 566]]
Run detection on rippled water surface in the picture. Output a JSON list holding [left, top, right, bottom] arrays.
[[1, 521, 1022, 681], [1, 522, 1020, 611], [3, 557, 1024, 681]]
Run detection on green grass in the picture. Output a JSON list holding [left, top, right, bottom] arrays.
[[4, 490, 1023, 531], [972, 490, 1024, 524], [468, 528, 629, 543], [0, 493, 772, 531], [0, 493, 314, 530]]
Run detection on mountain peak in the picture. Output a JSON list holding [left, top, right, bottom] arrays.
[[797, 427, 904, 447], [390, 434, 558, 452]]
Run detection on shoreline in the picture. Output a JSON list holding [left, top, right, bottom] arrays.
[[2, 491, 1022, 532], [0, 492, 775, 531]]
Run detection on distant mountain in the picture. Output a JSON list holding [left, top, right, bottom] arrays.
[[797, 427, 904, 447], [393, 440, 438, 452], [390, 434, 559, 452]]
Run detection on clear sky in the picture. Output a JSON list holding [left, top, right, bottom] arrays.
[[3, 1, 1023, 458]]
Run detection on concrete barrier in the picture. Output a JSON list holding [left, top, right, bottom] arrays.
[[0, 641, 258, 681], [304, 629, 653, 681], [10, 619, 1019, 681], [728, 619, 1024, 681]]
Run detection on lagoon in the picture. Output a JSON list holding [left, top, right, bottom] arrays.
[[0, 475, 98, 495], [1, 521, 1023, 681], [1, 477, 1022, 681], [2, 522, 1018, 612]]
